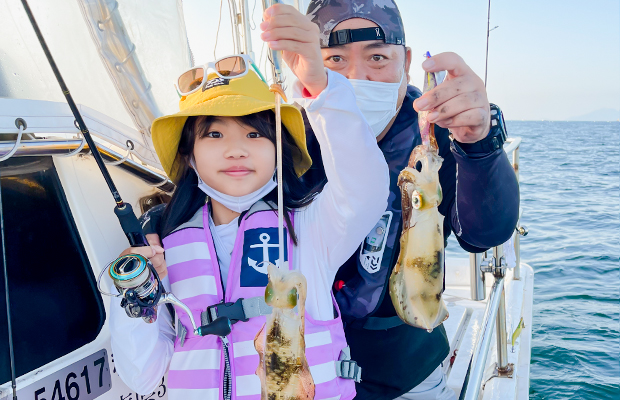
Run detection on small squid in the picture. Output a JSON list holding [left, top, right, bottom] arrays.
[[254, 264, 315, 400], [389, 52, 449, 332]]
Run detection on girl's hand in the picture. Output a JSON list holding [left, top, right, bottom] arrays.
[[260, 4, 327, 96], [119, 233, 167, 278]]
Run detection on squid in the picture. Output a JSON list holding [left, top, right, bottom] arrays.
[[389, 52, 449, 332], [254, 264, 315, 400]]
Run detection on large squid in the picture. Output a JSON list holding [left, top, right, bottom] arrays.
[[254, 264, 315, 400], [389, 52, 449, 332]]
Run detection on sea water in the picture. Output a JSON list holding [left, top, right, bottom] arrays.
[[448, 121, 620, 399]]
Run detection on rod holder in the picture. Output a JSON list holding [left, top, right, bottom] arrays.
[[492, 244, 507, 278], [512, 147, 521, 280], [470, 252, 486, 301], [514, 224, 528, 280]]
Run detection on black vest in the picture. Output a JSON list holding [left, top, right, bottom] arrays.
[[303, 86, 452, 399]]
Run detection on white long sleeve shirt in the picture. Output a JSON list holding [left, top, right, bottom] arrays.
[[109, 69, 390, 394]]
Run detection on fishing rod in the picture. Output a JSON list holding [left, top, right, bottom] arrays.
[[19, 0, 148, 248], [261, 0, 287, 266], [484, 0, 499, 87], [484, 0, 491, 87]]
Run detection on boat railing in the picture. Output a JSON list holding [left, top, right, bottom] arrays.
[[461, 137, 527, 400], [0, 138, 175, 193]]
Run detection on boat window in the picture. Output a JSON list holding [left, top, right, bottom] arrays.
[[0, 157, 105, 383]]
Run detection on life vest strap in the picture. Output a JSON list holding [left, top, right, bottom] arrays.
[[202, 296, 275, 326], [362, 315, 405, 330]]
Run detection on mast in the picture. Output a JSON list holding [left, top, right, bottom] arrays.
[[240, 0, 254, 59]]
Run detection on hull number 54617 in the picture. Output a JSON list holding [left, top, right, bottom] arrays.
[[12, 349, 112, 400]]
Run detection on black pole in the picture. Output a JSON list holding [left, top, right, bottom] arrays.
[[0, 174, 17, 399], [484, 0, 492, 87], [19, 0, 147, 247]]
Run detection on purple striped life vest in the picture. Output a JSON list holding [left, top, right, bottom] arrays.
[[163, 204, 356, 400]]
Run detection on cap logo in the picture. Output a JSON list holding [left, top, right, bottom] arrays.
[[202, 77, 230, 92], [375, 28, 380, 37]]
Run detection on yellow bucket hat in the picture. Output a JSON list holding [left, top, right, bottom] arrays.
[[151, 71, 311, 181]]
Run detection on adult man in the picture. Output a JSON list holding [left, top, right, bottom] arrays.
[[141, 1, 519, 398], [259, 1, 519, 399]]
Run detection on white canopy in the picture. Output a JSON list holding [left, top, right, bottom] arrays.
[[0, 0, 193, 170], [0, 0, 317, 171]]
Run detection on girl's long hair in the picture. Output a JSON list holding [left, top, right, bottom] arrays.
[[160, 110, 317, 243]]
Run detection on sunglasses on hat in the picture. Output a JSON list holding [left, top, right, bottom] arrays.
[[174, 54, 267, 96]]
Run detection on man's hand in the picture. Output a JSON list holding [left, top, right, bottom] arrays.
[[413, 52, 490, 143], [119, 233, 167, 278], [260, 4, 327, 96]]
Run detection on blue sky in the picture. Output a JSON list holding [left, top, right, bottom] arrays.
[[183, 0, 619, 121]]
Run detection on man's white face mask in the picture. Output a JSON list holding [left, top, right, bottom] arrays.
[[349, 70, 404, 137]]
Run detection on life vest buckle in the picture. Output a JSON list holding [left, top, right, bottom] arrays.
[[205, 298, 249, 325], [335, 346, 362, 382], [336, 359, 362, 383]]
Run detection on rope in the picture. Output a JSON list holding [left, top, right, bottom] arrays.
[[147, 175, 171, 188], [214, 0, 224, 59], [0, 120, 26, 162], [57, 134, 87, 158], [227, 0, 240, 54], [104, 140, 135, 166]]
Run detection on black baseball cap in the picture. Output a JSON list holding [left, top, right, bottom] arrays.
[[307, 0, 406, 48]]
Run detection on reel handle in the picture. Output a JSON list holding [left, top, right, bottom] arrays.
[[114, 202, 149, 247]]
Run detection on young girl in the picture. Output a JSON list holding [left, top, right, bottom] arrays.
[[109, 56, 389, 400]]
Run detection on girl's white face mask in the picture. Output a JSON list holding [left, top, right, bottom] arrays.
[[191, 160, 277, 213], [349, 71, 404, 137]]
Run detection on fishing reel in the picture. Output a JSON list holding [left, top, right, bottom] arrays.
[[106, 254, 163, 322], [98, 254, 174, 323], [98, 254, 232, 337]]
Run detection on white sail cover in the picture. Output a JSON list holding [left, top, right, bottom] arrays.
[[0, 0, 192, 170]]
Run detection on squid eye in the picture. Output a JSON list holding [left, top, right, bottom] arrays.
[[412, 190, 423, 210], [265, 284, 274, 304], [287, 288, 298, 307]]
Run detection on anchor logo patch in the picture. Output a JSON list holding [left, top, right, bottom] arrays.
[[241, 228, 288, 287]]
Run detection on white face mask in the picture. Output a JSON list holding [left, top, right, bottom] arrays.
[[191, 160, 277, 213], [349, 70, 404, 137]]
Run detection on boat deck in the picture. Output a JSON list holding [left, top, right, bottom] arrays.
[[442, 258, 534, 399]]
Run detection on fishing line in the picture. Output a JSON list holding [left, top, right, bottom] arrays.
[[19, 0, 147, 247], [0, 171, 17, 400], [261, 0, 286, 266]]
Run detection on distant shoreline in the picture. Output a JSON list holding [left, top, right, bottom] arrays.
[[506, 120, 619, 122]]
